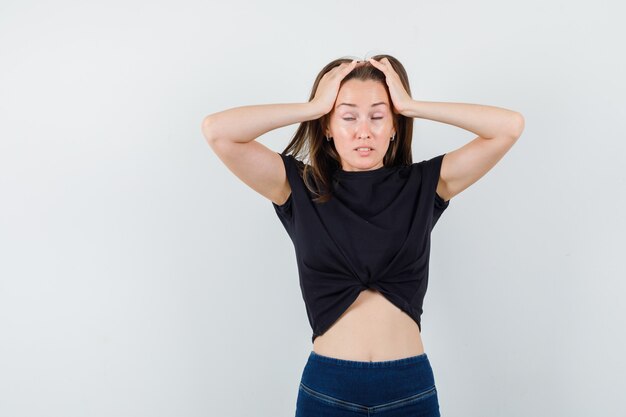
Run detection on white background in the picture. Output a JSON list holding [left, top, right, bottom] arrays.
[[1, 1, 624, 416]]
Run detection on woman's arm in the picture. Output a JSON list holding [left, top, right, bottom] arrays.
[[202, 60, 360, 145], [401, 100, 524, 140], [201, 60, 358, 206], [368, 55, 524, 203], [200, 102, 323, 207], [405, 100, 524, 202], [201, 102, 324, 144]]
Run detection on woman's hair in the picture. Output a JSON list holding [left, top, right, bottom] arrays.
[[281, 54, 414, 203]]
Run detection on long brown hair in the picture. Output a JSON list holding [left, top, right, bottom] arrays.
[[281, 54, 414, 203]]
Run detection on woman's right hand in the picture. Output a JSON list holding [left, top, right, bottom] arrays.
[[310, 60, 360, 116]]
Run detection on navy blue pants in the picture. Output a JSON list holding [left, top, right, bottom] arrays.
[[295, 351, 441, 416]]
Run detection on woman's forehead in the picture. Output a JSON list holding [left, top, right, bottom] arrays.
[[337, 79, 389, 103]]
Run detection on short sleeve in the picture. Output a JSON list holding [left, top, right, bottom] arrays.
[[418, 153, 450, 229], [271, 152, 303, 228]]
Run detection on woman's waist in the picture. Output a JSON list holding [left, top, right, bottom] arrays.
[[312, 309, 425, 362]]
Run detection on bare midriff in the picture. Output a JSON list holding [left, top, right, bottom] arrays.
[[312, 288, 425, 362]]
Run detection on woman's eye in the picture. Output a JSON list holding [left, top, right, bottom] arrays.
[[342, 117, 383, 121]]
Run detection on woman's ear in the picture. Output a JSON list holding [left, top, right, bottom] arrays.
[[321, 116, 331, 138]]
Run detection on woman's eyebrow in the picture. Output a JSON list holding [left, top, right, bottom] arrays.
[[336, 102, 388, 108]]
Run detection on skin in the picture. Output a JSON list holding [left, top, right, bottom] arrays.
[[312, 288, 426, 362], [325, 78, 396, 172]]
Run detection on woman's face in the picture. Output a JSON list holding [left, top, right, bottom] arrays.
[[326, 78, 396, 172]]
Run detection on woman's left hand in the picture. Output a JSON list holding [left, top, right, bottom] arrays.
[[368, 57, 413, 116]]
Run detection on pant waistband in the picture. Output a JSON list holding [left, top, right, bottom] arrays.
[[308, 350, 430, 368]]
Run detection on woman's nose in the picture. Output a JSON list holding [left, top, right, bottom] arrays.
[[355, 121, 372, 138]]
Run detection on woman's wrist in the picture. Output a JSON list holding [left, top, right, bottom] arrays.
[[306, 100, 331, 121], [398, 99, 424, 119]]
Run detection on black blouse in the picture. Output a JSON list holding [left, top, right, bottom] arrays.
[[272, 152, 450, 343]]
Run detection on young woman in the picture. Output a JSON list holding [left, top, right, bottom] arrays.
[[201, 54, 524, 416]]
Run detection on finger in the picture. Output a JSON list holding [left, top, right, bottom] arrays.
[[341, 60, 358, 73], [335, 60, 357, 71], [326, 62, 353, 77], [368, 58, 385, 71], [370, 58, 396, 76]]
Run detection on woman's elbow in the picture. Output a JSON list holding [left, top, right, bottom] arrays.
[[201, 116, 219, 143], [509, 112, 525, 139]]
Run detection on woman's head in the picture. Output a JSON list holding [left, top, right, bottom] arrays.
[[283, 54, 414, 203], [324, 77, 395, 172]]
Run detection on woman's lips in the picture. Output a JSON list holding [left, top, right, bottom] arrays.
[[355, 147, 373, 156]]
